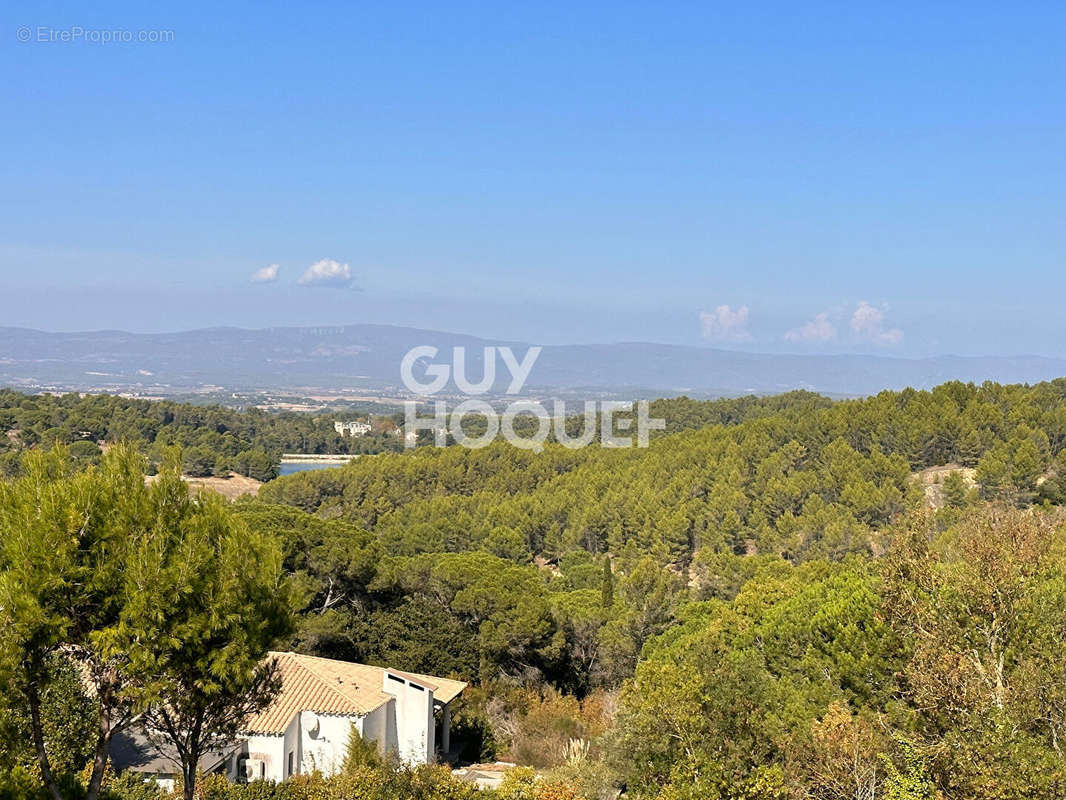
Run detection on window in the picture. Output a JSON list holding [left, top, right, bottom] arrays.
[[287, 751, 294, 777]]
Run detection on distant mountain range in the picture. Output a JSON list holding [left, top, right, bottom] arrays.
[[2, 324, 1065, 398]]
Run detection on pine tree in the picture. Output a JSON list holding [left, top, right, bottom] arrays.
[[942, 471, 969, 508], [342, 724, 382, 771]]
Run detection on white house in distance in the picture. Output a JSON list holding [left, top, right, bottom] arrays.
[[334, 419, 372, 437], [110, 652, 466, 785]]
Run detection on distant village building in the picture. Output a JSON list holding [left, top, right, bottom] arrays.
[[110, 652, 466, 785], [334, 418, 372, 437]]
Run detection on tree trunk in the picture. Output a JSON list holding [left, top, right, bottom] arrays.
[[182, 719, 203, 800], [183, 758, 197, 800], [84, 716, 115, 800], [26, 681, 63, 800]]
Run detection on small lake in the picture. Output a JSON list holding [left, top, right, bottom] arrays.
[[278, 461, 351, 476]]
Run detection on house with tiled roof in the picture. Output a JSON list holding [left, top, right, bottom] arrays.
[[110, 652, 467, 785]]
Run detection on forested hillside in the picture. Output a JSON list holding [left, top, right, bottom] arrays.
[[260, 379, 1066, 564], [5, 379, 1066, 799], [0, 389, 404, 480], [245, 379, 1066, 797]]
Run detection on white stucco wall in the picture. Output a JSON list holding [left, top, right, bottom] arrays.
[[361, 703, 389, 757], [153, 777, 177, 793], [282, 716, 300, 780], [243, 734, 285, 782], [298, 711, 363, 776], [239, 713, 367, 782], [381, 672, 434, 764]]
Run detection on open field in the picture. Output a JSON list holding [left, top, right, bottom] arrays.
[[145, 472, 262, 499]]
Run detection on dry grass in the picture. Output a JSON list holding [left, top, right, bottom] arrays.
[[145, 472, 262, 499]]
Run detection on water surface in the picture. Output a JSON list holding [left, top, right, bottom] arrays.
[[278, 461, 349, 476]]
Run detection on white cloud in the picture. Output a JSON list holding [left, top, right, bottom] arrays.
[[250, 264, 280, 283], [699, 305, 752, 342], [785, 312, 836, 343], [298, 259, 353, 288], [850, 301, 903, 345]]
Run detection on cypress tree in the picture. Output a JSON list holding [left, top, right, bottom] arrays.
[[600, 556, 614, 609]]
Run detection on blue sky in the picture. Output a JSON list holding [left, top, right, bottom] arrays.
[[1, 1, 1064, 356]]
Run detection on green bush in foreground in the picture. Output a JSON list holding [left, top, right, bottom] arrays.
[[0, 765, 588, 800], [110, 766, 579, 800]]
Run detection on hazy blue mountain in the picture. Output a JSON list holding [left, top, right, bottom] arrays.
[[1, 324, 1065, 398]]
